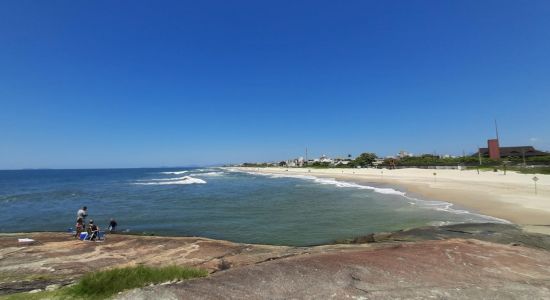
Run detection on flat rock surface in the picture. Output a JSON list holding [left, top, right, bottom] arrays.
[[119, 238, 550, 300], [2, 223, 550, 298], [0, 232, 369, 295]]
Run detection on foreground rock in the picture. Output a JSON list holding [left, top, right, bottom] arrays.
[[351, 222, 550, 249], [119, 238, 550, 299], [0, 232, 366, 294], [2, 223, 550, 298]]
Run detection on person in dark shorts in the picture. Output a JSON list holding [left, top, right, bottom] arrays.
[[87, 220, 100, 241], [108, 218, 118, 233]]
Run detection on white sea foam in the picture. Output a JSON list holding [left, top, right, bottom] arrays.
[[191, 168, 212, 172], [428, 221, 454, 226], [241, 170, 510, 223], [245, 171, 406, 196], [134, 176, 206, 185], [192, 171, 224, 177], [137, 176, 191, 181], [311, 177, 407, 196], [160, 170, 188, 175], [247, 171, 317, 181]]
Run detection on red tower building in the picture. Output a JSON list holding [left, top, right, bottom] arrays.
[[487, 139, 500, 160]]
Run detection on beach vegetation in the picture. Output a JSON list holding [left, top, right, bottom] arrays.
[[526, 155, 550, 165], [66, 265, 207, 298], [1, 265, 207, 300], [382, 155, 499, 167], [493, 166, 550, 175], [350, 152, 378, 167]]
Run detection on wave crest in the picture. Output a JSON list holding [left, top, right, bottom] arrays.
[[134, 176, 206, 185], [192, 171, 224, 177], [160, 171, 188, 175]]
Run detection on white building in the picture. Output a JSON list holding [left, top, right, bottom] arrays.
[[398, 150, 414, 158], [318, 155, 333, 163], [333, 157, 352, 165]]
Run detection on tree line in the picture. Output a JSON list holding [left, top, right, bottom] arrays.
[[241, 152, 550, 168]]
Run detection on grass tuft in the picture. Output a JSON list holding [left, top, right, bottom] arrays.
[[1, 265, 207, 300], [65, 265, 207, 298]]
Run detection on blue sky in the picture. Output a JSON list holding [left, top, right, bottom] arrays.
[[1, 1, 549, 169]]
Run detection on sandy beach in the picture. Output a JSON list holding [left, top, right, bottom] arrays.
[[235, 167, 550, 233]]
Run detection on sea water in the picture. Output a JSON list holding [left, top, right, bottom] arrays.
[[0, 167, 504, 246]]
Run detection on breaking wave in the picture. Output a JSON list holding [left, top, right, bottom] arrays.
[[244, 171, 405, 196], [134, 176, 206, 185], [137, 176, 190, 181], [160, 170, 188, 175], [191, 171, 224, 177]]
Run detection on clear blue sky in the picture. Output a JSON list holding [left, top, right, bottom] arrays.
[[1, 1, 549, 169]]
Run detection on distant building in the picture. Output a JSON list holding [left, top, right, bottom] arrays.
[[318, 155, 333, 163], [476, 139, 546, 160], [333, 157, 352, 165], [283, 157, 306, 167], [373, 158, 385, 166], [398, 150, 414, 158], [487, 139, 500, 159]]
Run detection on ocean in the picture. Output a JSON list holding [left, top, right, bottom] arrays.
[[0, 167, 502, 246]]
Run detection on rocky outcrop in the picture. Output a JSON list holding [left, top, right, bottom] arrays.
[[119, 238, 550, 299], [348, 222, 550, 249], [0, 232, 364, 294], [2, 223, 550, 298]]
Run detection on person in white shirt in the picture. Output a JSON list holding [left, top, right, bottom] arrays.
[[77, 206, 88, 220]]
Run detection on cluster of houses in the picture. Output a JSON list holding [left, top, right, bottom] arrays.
[[243, 147, 547, 169], [250, 154, 377, 168], [240, 136, 548, 168], [278, 155, 354, 167], [249, 155, 356, 168], [275, 150, 465, 167]]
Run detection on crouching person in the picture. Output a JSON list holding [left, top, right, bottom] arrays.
[[87, 220, 100, 241]]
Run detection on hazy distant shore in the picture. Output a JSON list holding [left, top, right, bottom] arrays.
[[233, 167, 550, 234]]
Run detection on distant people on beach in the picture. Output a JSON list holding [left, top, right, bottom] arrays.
[[87, 220, 100, 241], [108, 218, 117, 233], [77, 206, 88, 221], [74, 217, 84, 239]]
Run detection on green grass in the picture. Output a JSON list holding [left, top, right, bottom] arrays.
[[1, 265, 208, 300], [510, 167, 550, 175], [467, 166, 550, 175]]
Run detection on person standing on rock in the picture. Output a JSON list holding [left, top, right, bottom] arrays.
[[74, 217, 85, 239], [77, 206, 88, 221], [108, 218, 117, 233]]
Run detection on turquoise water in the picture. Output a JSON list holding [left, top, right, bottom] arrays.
[[0, 168, 501, 246]]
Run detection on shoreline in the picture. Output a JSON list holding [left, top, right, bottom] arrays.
[[232, 167, 550, 234]]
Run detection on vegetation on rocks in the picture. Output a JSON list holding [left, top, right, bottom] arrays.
[[1, 265, 207, 300]]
